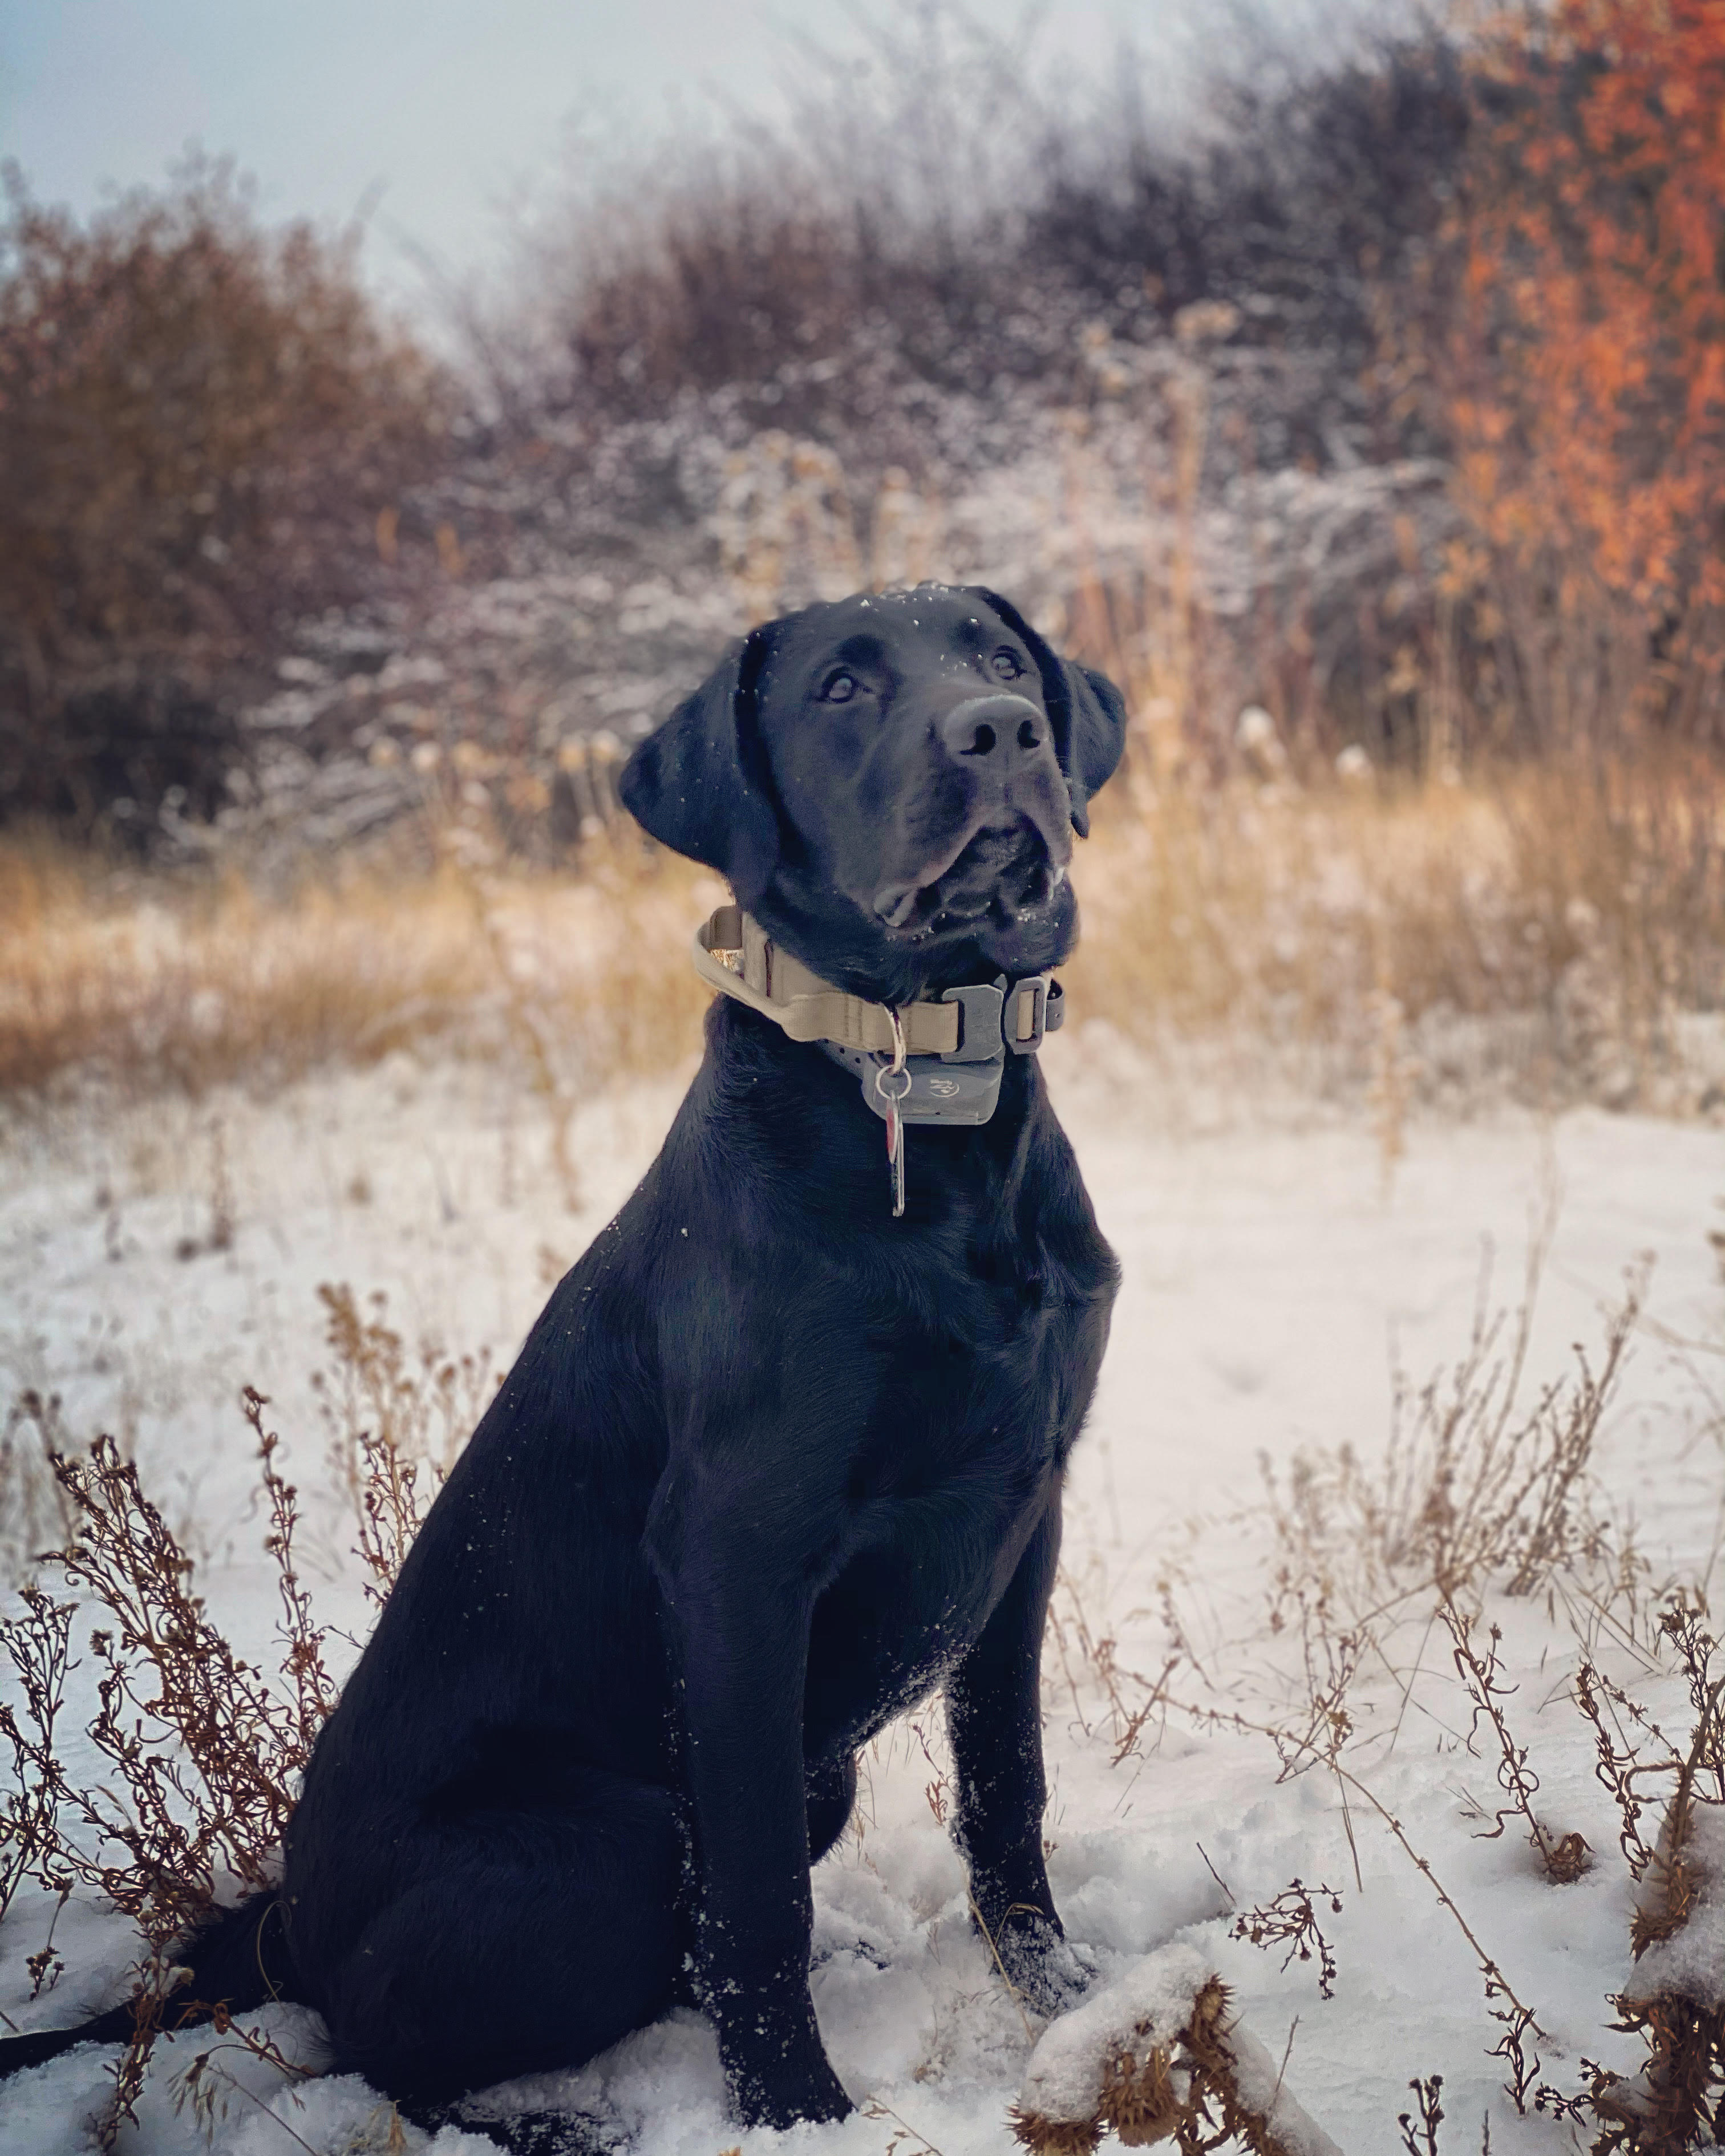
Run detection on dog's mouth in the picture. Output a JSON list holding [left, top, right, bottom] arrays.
[[872, 820, 1063, 938]]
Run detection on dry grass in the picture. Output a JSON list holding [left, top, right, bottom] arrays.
[[311, 1283, 496, 1606], [1256, 1241, 1647, 1636], [0, 820, 714, 1104], [5, 416, 1724, 1122], [0, 1375, 501, 2146], [1065, 749, 1725, 1117], [1440, 1598, 1593, 1885], [1227, 1879, 1343, 2001], [3, 744, 1723, 1119]]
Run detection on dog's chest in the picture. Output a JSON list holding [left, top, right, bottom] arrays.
[[849, 1280, 1072, 1500], [797, 1265, 1087, 1742], [830, 1152, 1111, 1524]]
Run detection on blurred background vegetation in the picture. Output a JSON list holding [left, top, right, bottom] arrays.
[[2, 0, 1723, 1115]]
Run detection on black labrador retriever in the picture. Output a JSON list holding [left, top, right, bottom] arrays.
[[0, 584, 1124, 2146]]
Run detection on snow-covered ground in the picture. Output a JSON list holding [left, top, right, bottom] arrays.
[[0, 1032, 1721, 2155]]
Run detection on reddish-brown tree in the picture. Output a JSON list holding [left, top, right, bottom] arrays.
[[1443, 1, 1725, 745]]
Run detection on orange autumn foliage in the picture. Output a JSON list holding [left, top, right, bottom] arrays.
[[1445, 0, 1725, 741]]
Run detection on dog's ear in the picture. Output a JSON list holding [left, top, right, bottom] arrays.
[[618, 629, 780, 906], [965, 588, 1127, 837]]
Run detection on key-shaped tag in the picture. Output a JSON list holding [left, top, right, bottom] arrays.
[[875, 1009, 911, 1219], [885, 1096, 906, 1217]]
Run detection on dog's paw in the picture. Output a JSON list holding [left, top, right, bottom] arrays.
[[997, 1916, 1098, 2020], [731, 2051, 855, 2130], [809, 1913, 892, 1974], [461, 2109, 617, 2156]]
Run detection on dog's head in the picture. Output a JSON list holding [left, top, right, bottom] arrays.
[[619, 585, 1127, 995]]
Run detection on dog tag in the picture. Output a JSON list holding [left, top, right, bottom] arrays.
[[876, 1010, 910, 1219]]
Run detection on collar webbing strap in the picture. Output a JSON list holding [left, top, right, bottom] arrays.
[[692, 905, 961, 1056]]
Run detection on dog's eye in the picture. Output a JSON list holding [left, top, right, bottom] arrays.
[[820, 670, 858, 704], [990, 649, 1026, 682]]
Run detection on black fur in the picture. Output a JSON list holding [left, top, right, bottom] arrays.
[[0, 585, 1124, 2146]]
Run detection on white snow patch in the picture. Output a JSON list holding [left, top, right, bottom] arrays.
[[1224, 2019, 1345, 2156], [1, 1057, 1723, 2152]]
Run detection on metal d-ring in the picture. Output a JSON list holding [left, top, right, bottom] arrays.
[[874, 1006, 912, 1115], [874, 1064, 913, 1112]]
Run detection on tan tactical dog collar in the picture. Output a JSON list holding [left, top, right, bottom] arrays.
[[692, 905, 1061, 1064], [693, 903, 1065, 1215]]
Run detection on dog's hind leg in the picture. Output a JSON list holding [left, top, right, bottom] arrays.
[[313, 1768, 687, 2117]]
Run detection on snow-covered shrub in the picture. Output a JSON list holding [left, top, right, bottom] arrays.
[[7, 737, 1725, 1120], [1594, 1802, 1725, 2152], [1585, 1604, 1725, 2152], [1010, 1943, 1342, 2155]]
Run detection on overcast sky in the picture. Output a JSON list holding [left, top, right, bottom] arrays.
[[1, 3, 1104, 299], [1, 1, 1368, 317]]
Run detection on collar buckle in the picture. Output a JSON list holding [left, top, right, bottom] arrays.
[[939, 981, 1005, 1062], [1004, 974, 1056, 1055], [940, 973, 1063, 1060]]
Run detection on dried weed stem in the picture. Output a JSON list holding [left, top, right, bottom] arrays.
[[1440, 1598, 1590, 1882]]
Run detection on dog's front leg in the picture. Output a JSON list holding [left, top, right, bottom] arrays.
[[652, 1502, 852, 2129], [946, 1494, 1088, 2017]]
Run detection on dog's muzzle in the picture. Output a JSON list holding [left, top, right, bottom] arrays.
[[871, 693, 1074, 933]]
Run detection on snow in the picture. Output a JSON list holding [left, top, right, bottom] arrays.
[[1, 1032, 1723, 2154], [1623, 1804, 1725, 2013], [1224, 2017, 1345, 2156]]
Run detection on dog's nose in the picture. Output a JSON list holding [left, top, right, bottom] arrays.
[[938, 694, 1047, 767]]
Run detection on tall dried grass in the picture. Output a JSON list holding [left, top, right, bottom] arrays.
[[312, 1283, 495, 1606], [0, 820, 713, 1103], [3, 737, 1722, 1118], [1072, 751, 1725, 1112], [1256, 1245, 1647, 1635]]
